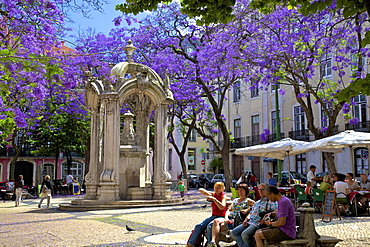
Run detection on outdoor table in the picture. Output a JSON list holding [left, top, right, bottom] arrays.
[[348, 190, 370, 216]]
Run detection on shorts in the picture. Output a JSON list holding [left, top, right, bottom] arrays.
[[261, 227, 294, 244]]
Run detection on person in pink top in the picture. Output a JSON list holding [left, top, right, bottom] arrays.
[[254, 185, 296, 247]]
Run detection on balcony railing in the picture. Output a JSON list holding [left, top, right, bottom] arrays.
[[231, 137, 245, 148], [345, 121, 370, 132], [288, 129, 310, 141], [267, 133, 285, 143], [320, 125, 339, 136]]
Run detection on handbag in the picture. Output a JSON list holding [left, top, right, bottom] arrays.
[[233, 212, 247, 228], [11, 193, 16, 201]]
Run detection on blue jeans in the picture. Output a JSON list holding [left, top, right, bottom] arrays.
[[231, 224, 258, 247], [188, 215, 219, 245]]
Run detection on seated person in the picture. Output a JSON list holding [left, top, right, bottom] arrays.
[[304, 181, 313, 201], [208, 183, 255, 247], [356, 173, 370, 210], [333, 173, 350, 215], [346, 173, 359, 192], [187, 182, 227, 247], [254, 186, 296, 247], [319, 175, 332, 192], [231, 183, 278, 247]]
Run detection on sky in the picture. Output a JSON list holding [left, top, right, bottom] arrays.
[[66, 0, 124, 36]]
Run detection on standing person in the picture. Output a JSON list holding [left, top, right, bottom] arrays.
[[178, 181, 187, 201], [208, 183, 255, 247], [267, 172, 277, 186], [254, 185, 296, 247], [14, 175, 24, 207], [187, 182, 227, 247], [66, 173, 73, 195], [231, 183, 278, 247], [250, 173, 257, 187], [306, 165, 321, 186], [38, 175, 53, 208]]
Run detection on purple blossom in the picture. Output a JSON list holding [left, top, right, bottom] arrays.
[[349, 117, 359, 125]]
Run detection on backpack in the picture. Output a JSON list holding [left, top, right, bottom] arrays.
[[187, 229, 205, 247]]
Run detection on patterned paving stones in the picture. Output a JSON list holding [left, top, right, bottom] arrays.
[[0, 193, 369, 246]]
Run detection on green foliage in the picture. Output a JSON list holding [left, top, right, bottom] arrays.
[[335, 74, 370, 102], [30, 101, 90, 158], [116, 0, 236, 25], [209, 156, 223, 170], [0, 114, 16, 144]]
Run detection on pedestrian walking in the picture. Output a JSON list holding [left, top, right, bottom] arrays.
[[14, 175, 24, 207], [38, 175, 53, 208], [178, 181, 187, 201]]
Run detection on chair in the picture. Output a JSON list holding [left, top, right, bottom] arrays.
[[335, 192, 350, 219], [296, 186, 307, 206], [231, 187, 239, 199], [312, 188, 325, 213]]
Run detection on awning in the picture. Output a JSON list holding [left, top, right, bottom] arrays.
[[263, 157, 277, 162]]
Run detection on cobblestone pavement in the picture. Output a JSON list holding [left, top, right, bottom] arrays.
[[0, 192, 369, 246]]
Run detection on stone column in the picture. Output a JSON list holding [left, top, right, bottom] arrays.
[[84, 109, 99, 200], [97, 93, 120, 201], [153, 104, 171, 200], [297, 204, 319, 247]]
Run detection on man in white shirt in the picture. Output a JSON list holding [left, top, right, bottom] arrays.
[[306, 165, 322, 186]]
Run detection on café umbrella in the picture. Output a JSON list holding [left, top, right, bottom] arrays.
[[235, 138, 312, 175], [293, 130, 370, 168], [293, 130, 370, 153]]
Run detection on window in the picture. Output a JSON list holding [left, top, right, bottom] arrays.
[[296, 153, 306, 175], [294, 106, 305, 131], [234, 83, 241, 102], [42, 164, 55, 180], [251, 115, 259, 136], [62, 161, 84, 182], [168, 148, 172, 171], [320, 53, 332, 78], [234, 119, 241, 138], [189, 129, 196, 142], [251, 85, 259, 98], [353, 95, 367, 122], [251, 115, 260, 144], [188, 148, 196, 170], [321, 106, 329, 128], [350, 42, 366, 73], [354, 148, 369, 177]]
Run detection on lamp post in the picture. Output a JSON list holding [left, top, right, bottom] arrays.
[[275, 84, 282, 183]]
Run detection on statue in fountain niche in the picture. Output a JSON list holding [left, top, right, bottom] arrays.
[[121, 111, 136, 146]]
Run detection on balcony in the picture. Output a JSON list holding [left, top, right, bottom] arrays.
[[320, 125, 339, 136], [345, 121, 370, 132], [231, 137, 245, 148], [246, 135, 261, 146], [266, 133, 285, 143], [288, 129, 310, 141]]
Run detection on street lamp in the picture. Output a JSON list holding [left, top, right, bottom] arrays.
[[124, 40, 137, 63], [274, 83, 282, 183]]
